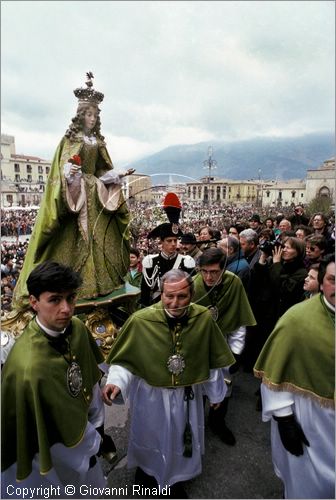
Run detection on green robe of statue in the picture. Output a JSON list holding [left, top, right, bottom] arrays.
[[106, 301, 235, 388], [13, 133, 130, 311], [1, 316, 104, 480]]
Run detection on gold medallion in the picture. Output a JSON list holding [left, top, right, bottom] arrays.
[[167, 353, 186, 375], [67, 362, 83, 397]]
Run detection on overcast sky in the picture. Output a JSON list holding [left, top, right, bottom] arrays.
[[1, 1, 334, 167]]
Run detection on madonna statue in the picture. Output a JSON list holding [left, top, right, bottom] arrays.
[[13, 73, 132, 311]]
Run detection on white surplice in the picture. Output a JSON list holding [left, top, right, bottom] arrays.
[[261, 384, 335, 499], [107, 364, 227, 487]]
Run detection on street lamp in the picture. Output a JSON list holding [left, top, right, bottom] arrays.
[[203, 146, 217, 205], [257, 169, 263, 208]]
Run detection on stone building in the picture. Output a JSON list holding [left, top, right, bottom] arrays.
[[123, 172, 152, 203], [185, 177, 259, 206], [1, 134, 50, 207], [261, 179, 306, 208], [305, 157, 335, 203]]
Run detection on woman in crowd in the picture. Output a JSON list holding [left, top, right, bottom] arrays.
[[197, 225, 217, 250], [246, 237, 307, 380], [253, 237, 307, 320]]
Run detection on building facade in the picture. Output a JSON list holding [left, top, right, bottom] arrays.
[[1, 135, 51, 207], [260, 180, 306, 208], [185, 177, 259, 206], [305, 158, 335, 202], [123, 173, 153, 202]]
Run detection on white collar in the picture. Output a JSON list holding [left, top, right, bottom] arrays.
[[323, 295, 335, 314], [83, 134, 97, 145], [36, 316, 66, 337], [161, 251, 177, 260]]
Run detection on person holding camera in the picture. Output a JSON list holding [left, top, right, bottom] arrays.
[[289, 205, 309, 229], [242, 237, 307, 381], [253, 237, 307, 321]]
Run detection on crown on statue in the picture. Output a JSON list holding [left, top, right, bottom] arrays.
[[73, 72, 104, 105]]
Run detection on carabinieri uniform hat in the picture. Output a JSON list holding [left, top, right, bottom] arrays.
[[147, 193, 183, 240]]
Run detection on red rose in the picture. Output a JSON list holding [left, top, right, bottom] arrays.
[[68, 155, 81, 166]]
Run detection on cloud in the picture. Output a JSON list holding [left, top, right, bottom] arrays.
[[1, 1, 334, 163]]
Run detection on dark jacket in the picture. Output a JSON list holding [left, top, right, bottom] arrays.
[[250, 257, 307, 328]]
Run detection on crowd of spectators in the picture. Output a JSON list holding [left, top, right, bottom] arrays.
[[1, 209, 38, 312], [1, 209, 37, 238], [1, 202, 335, 313]]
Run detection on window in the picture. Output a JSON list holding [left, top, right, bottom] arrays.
[[222, 186, 227, 199], [46, 166, 50, 174], [301, 193, 304, 198], [15, 174, 20, 182], [6, 195, 13, 204], [38, 175, 43, 182], [38, 166, 43, 174], [319, 186, 330, 198], [216, 186, 221, 201], [266, 190, 270, 198], [291, 190, 296, 198], [27, 174, 32, 182], [26, 165, 32, 173], [278, 191, 282, 199], [14, 163, 20, 172]]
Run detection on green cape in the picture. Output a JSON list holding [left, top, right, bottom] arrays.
[[193, 271, 256, 336], [13, 134, 130, 311], [254, 294, 335, 407], [1, 317, 104, 480], [106, 302, 235, 388]]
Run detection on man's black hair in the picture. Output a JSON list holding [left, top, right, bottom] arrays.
[[317, 254, 335, 286], [130, 247, 140, 258], [198, 248, 226, 270], [27, 261, 83, 299]]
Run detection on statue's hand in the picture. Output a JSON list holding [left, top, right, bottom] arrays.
[[123, 168, 136, 177], [63, 162, 82, 184]]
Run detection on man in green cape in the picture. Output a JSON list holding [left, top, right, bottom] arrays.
[[2, 261, 107, 498], [102, 269, 235, 497], [193, 248, 256, 445], [254, 254, 335, 499]]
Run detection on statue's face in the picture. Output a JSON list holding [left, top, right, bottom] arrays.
[[84, 106, 98, 131]]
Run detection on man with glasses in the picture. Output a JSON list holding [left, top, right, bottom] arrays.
[[193, 248, 256, 445]]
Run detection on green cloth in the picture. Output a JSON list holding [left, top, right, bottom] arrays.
[[106, 302, 235, 388], [124, 269, 142, 288], [254, 294, 335, 407], [1, 316, 104, 480], [193, 271, 256, 337], [13, 134, 130, 311]]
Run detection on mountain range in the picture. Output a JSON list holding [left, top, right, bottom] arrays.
[[127, 132, 334, 184]]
